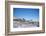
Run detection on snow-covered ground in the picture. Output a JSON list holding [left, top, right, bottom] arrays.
[[13, 21, 39, 28]]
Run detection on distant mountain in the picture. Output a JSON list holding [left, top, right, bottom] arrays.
[[13, 16, 39, 22], [13, 16, 16, 19], [13, 16, 19, 19]]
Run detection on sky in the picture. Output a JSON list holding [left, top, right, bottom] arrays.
[[13, 8, 39, 21]]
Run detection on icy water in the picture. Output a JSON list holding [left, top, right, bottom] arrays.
[[13, 21, 39, 28]]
